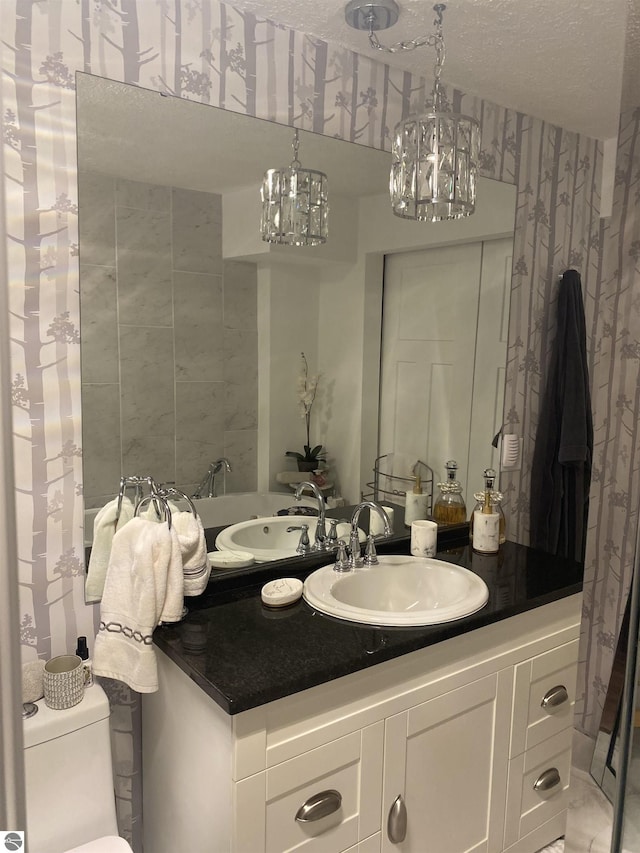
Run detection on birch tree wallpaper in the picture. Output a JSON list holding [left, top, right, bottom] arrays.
[[2, 0, 639, 847]]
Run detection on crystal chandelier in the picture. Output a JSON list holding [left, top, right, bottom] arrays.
[[260, 129, 329, 246], [345, 1, 480, 222]]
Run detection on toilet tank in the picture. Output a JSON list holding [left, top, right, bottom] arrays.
[[23, 684, 119, 853]]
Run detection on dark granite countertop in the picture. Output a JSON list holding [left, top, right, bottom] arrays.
[[152, 533, 583, 715]]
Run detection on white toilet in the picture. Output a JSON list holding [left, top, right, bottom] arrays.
[[23, 683, 133, 853]]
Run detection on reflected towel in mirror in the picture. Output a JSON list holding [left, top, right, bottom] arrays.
[[172, 510, 211, 597], [85, 496, 134, 603]]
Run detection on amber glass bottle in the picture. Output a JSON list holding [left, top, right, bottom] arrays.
[[433, 460, 467, 526]]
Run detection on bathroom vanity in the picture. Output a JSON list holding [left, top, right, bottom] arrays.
[[142, 540, 582, 853]]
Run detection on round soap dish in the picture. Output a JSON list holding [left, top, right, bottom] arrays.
[[208, 550, 255, 570], [261, 577, 303, 608]]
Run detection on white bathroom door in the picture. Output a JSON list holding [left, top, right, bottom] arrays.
[[467, 238, 513, 486], [379, 239, 512, 504]]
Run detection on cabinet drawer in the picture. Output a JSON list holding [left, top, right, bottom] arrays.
[[235, 724, 383, 853], [511, 639, 578, 756], [504, 728, 572, 848]]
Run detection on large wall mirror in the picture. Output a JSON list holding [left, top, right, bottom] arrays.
[[76, 72, 517, 540]]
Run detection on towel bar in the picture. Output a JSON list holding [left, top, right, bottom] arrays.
[[134, 494, 172, 529]]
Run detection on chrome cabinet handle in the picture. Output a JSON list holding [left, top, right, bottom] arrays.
[[295, 789, 342, 823], [541, 685, 569, 710], [387, 794, 407, 843], [533, 767, 561, 792]]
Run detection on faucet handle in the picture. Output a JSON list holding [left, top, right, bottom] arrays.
[[334, 540, 350, 572], [326, 519, 339, 550], [296, 524, 312, 555], [315, 517, 328, 550], [363, 534, 379, 566], [349, 528, 364, 568]]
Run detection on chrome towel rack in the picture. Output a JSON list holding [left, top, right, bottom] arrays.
[[115, 475, 200, 526]]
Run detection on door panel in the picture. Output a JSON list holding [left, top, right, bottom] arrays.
[[380, 239, 513, 506]]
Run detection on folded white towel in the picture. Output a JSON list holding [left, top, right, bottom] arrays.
[[93, 517, 183, 693], [172, 511, 211, 596], [141, 499, 179, 522], [160, 525, 186, 622], [85, 496, 135, 603]]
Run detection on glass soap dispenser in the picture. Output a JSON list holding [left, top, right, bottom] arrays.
[[469, 468, 506, 553], [433, 460, 467, 525]]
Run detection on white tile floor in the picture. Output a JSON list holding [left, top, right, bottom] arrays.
[[537, 729, 614, 853], [531, 724, 640, 853]]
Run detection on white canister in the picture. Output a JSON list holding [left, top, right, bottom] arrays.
[[404, 492, 429, 526], [410, 519, 438, 558], [472, 509, 500, 554], [370, 505, 395, 536]]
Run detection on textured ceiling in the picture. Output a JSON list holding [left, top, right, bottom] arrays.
[[226, 0, 629, 140]]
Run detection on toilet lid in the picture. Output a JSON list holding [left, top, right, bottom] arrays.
[[65, 837, 133, 853]]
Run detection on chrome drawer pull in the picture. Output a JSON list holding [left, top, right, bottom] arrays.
[[387, 794, 407, 843], [541, 685, 569, 710], [295, 789, 342, 823], [534, 767, 561, 792]]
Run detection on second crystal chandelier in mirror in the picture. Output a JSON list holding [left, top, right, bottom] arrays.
[[260, 129, 329, 246], [346, 1, 480, 222]]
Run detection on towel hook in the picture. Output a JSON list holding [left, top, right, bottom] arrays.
[[115, 474, 151, 523], [116, 474, 162, 522], [134, 494, 172, 530], [115, 476, 128, 525]]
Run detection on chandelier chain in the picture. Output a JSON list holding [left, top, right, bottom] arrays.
[[366, 3, 446, 57], [291, 128, 301, 169], [367, 30, 439, 54]]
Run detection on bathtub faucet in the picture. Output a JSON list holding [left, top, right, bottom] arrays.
[[294, 480, 328, 551], [192, 458, 232, 499]]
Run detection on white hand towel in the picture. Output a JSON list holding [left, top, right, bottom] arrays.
[[172, 511, 211, 597], [93, 517, 182, 693], [141, 499, 179, 522], [85, 496, 134, 603], [159, 524, 186, 623]]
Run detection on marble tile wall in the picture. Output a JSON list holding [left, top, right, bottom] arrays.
[[79, 173, 258, 506]]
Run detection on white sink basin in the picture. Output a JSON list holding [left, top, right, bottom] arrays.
[[303, 555, 489, 627], [215, 516, 365, 563]]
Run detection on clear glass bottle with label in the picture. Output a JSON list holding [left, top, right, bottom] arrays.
[[469, 468, 506, 552], [433, 460, 467, 526]]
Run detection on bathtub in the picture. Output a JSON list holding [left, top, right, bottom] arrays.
[[84, 490, 316, 545]]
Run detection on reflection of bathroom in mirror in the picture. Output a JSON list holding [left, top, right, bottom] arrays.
[[76, 72, 517, 530]]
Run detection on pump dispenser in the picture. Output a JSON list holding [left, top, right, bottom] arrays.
[[404, 473, 429, 527], [76, 635, 93, 687], [433, 460, 467, 525], [470, 468, 501, 554]]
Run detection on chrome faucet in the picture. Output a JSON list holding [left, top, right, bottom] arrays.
[[294, 480, 328, 551], [349, 501, 391, 568], [192, 458, 232, 499]]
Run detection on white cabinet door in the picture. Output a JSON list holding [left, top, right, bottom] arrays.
[[343, 834, 382, 853], [381, 672, 512, 853]]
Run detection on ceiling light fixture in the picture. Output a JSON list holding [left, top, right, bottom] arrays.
[[260, 128, 329, 246], [345, 0, 480, 222]]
